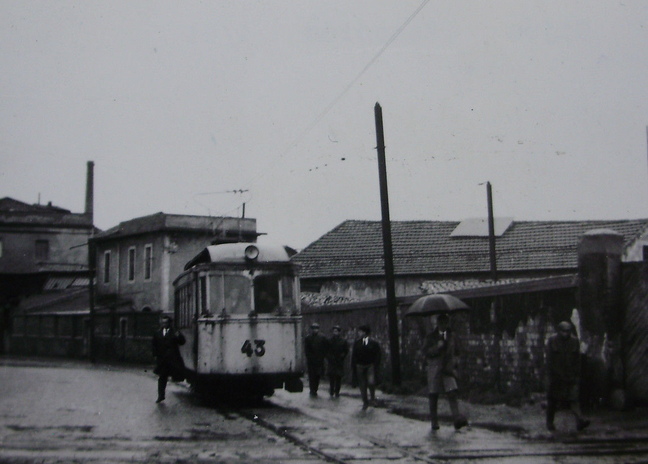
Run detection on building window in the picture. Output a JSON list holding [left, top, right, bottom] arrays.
[[103, 251, 111, 284], [119, 317, 128, 338], [35, 240, 49, 261], [128, 246, 136, 282], [144, 244, 153, 281]]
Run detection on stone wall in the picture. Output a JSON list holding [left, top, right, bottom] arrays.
[[303, 286, 577, 396]]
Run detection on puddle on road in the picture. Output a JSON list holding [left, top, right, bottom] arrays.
[[154, 430, 248, 441], [6, 424, 94, 433]]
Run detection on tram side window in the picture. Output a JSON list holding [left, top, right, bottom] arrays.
[[209, 274, 223, 313], [281, 276, 296, 313], [254, 275, 280, 314], [224, 275, 250, 314], [175, 284, 194, 329], [199, 275, 208, 315]]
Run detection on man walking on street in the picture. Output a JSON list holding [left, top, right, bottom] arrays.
[[423, 313, 468, 431], [545, 321, 590, 431], [326, 325, 349, 398], [152, 316, 186, 403], [304, 322, 327, 397], [351, 325, 381, 410]]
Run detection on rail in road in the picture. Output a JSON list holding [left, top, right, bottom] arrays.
[[1, 358, 648, 463], [256, 390, 648, 464]]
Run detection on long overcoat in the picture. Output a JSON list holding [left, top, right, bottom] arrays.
[[546, 333, 581, 401], [423, 328, 458, 394], [304, 332, 328, 375], [326, 334, 349, 377], [152, 328, 186, 381]]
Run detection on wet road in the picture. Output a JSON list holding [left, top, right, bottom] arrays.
[[1, 358, 647, 463], [0, 359, 318, 463]]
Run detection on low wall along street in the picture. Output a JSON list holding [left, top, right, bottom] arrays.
[[303, 285, 576, 399], [9, 310, 161, 364]]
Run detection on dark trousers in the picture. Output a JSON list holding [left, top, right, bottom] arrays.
[[329, 375, 342, 396], [357, 364, 375, 406], [158, 374, 168, 400], [546, 398, 584, 426], [307, 366, 322, 394], [428, 392, 460, 427]]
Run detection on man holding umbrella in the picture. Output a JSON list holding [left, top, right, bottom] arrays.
[[423, 313, 468, 431], [406, 294, 470, 431]]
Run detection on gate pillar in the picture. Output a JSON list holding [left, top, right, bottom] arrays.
[[577, 229, 625, 409]]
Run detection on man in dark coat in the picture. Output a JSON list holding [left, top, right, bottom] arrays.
[[351, 325, 381, 410], [326, 325, 349, 398], [152, 316, 186, 403], [423, 313, 468, 431], [304, 322, 327, 396], [545, 321, 590, 431]]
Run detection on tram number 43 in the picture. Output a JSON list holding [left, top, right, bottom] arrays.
[[241, 339, 266, 357]]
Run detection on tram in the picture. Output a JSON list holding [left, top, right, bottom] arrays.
[[173, 242, 304, 398]]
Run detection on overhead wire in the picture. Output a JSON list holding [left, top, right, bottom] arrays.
[[187, 0, 431, 220], [241, 0, 432, 190]]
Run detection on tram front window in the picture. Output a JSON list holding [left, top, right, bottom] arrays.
[[254, 275, 280, 314], [224, 275, 250, 314]]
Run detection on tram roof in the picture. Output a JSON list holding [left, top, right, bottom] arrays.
[[184, 242, 293, 270]]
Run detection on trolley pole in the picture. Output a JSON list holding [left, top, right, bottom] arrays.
[[374, 102, 401, 386]]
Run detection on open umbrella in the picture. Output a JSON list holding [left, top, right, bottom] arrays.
[[404, 294, 470, 317]]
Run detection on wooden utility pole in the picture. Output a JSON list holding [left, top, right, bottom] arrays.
[[487, 181, 498, 282], [88, 237, 96, 363], [374, 102, 401, 386], [86, 161, 96, 363]]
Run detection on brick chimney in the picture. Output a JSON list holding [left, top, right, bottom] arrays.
[[85, 161, 94, 222]]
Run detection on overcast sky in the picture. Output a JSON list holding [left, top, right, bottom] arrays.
[[2, 1, 648, 249]]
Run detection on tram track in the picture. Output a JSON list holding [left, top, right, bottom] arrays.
[[229, 394, 648, 464], [237, 408, 348, 464]]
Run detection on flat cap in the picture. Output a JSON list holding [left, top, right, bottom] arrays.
[[557, 321, 572, 331]]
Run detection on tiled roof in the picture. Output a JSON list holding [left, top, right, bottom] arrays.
[[292, 219, 648, 279]]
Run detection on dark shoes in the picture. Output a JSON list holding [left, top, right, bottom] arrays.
[[431, 422, 440, 431], [156, 395, 165, 403], [454, 417, 468, 430], [362, 402, 369, 411], [577, 419, 591, 431], [546, 422, 556, 431]]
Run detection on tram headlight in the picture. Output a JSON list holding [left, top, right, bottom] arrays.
[[244, 245, 260, 261]]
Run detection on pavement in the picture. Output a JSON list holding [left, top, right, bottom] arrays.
[[272, 381, 648, 444]]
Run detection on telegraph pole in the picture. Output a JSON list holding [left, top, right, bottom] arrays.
[[486, 182, 498, 282], [374, 102, 401, 386], [88, 237, 96, 363]]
